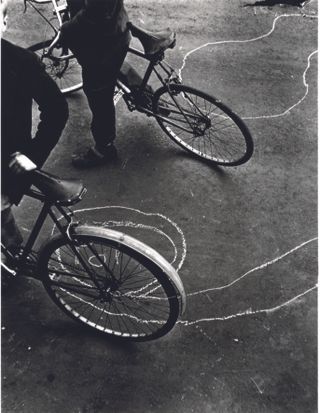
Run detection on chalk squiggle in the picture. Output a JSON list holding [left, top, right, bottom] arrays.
[[243, 49, 317, 119], [59, 288, 166, 325], [179, 13, 318, 119], [51, 206, 316, 333], [180, 284, 317, 325], [71, 205, 187, 271], [92, 219, 179, 267], [188, 237, 317, 296], [179, 13, 317, 76]]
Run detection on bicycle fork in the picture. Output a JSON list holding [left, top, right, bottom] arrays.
[[50, 206, 118, 299]]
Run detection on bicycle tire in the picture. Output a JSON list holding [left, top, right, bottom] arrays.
[[28, 40, 83, 95], [37, 225, 186, 341], [153, 84, 253, 166]]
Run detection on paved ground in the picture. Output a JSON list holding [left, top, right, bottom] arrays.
[[2, 0, 318, 412]]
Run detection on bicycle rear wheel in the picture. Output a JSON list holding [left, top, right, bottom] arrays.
[[29, 40, 83, 95], [38, 226, 185, 341], [153, 84, 253, 166]]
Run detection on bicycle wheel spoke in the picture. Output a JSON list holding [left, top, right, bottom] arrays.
[[85, 242, 117, 281], [42, 234, 180, 340], [48, 253, 89, 276], [48, 255, 81, 274], [155, 84, 253, 165], [30, 43, 82, 94]]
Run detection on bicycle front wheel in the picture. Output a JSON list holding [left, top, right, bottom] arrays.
[[153, 84, 253, 166], [38, 226, 185, 341], [29, 40, 83, 95]]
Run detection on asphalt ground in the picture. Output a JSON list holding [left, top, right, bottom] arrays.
[[1, 0, 318, 412]]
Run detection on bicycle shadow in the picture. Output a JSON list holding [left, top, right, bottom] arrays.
[[43, 320, 139, 351], [173, 151, 228, 177], [120, 127, 229, 179], [1, 276, 136, 349]]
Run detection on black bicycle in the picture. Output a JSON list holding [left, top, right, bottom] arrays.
[[27, 0, 254, 166], [1, 170, 186, 341]]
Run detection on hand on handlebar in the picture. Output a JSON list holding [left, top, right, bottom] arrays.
[[9, 152, 37, 175]]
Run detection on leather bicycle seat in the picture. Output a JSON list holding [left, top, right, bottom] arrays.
[[127, 22, 176, 57], [32, 170, 87, 205]]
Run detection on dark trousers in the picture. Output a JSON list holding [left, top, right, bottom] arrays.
[[82, 41, 129, 152], [2, 104, 68, 207]]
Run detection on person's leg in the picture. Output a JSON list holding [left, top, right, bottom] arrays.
[[84, 83, 116, 151], [28, 95, 69, 169], [89, 42, 128, 150], [72, 40, 129, 168], [72, 82, 118, 168]]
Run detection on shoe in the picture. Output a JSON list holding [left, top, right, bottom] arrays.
[[72, 146, 118, 169]]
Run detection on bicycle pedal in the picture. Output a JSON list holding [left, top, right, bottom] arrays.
[[1, 261, 17, 277]]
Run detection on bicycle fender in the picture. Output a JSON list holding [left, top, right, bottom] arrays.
[[72, 225, 187, 315]]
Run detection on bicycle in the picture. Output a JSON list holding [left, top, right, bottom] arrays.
[[27, 0, 254, 166], [1, 169, 186, 341]]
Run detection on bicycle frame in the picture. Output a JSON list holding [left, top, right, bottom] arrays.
[[26, 0, 64, 32], [119, 45, 209, 141], [27, 0, 197, 131], [115, 46, 198, 132], [128, 47, 178, 91], [27, 0, 180, 89], [1, 187, 77, 277], [26, 0, 73, 60], [1, 185, 123, 295]]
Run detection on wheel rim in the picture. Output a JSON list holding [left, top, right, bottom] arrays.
[[44, 239, 177, 339], [157, 88, 251, 165], [34, 47, 82, 94], [29, 14, 83, 94]]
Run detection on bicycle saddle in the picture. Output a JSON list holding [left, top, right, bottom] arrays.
[[127, 22, 176, 57], [31, 170, 87, 205]]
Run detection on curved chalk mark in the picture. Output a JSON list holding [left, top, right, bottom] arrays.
[[179, 13, 317, 77], [92, 219, 178, 266], [59, 205, 187, 272], [179, 13, 317, 120], [180, 284, 317, 325], [243, 49, 317, 119], [188, 237, 317, 296]]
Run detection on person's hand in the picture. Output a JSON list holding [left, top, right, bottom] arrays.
[[8, 152, 37, 175]]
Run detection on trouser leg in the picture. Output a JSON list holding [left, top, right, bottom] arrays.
[[84, 84, 116, 152], [82, 43, 128, 152], [28, 99, 69, 168]]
